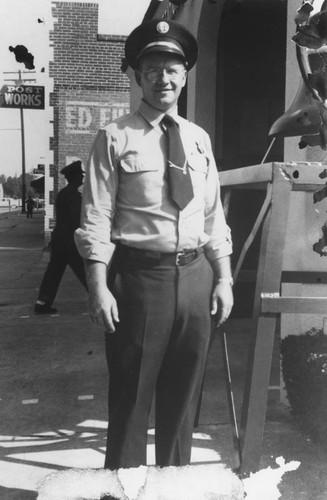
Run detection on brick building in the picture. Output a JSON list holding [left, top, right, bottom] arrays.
[[45, 1, 130, 239]]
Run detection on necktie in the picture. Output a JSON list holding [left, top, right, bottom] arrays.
[[162, 114, 194, 210]]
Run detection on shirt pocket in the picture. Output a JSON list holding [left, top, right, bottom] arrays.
[[118, 155, 162, 207], [186, 147, 209, 200], [187, 148, 209, 175], [120, 155, 158, 173]]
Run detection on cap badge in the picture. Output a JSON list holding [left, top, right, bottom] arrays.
[[156, 21, 169, 34]]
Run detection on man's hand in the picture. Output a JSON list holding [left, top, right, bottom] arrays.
[[84, 259, 119, 333], [210, 282, 234, 328], [88, 286, 119, 333], [208, 255, 234, 328]]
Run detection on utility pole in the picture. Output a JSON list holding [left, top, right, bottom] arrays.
[[19, 73, 26, 214], [2, 70, 36, 214]]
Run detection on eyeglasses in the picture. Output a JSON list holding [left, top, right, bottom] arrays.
[[141, 67, 186, 82]]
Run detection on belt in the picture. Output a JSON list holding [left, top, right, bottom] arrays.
[[117, 244, 203, 266]]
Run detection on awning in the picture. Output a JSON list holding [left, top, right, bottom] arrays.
[[30, 175, 44, 194]]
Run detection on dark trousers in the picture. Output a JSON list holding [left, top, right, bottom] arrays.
[[38, 241, 87, 304], [104, 251, 213, 469]]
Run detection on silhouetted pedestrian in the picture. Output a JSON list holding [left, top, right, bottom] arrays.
[[35, 160, 87, 314], [26, 195, 35, 218]]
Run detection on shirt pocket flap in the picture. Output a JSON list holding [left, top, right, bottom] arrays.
[[120, 156, 158, 173]]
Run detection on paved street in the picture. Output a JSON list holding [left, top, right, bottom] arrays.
[[0, 212, 326, 499]]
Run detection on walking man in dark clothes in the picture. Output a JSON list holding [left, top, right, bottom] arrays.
[[35, 160, 87, 314]]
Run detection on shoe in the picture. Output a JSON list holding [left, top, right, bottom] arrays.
[[34, 303, 58, 314]]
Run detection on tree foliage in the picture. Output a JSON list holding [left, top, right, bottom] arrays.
[[1, 173, 37, 198]]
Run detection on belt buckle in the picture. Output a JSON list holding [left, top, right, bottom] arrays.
[[175, 250, 186, 266]]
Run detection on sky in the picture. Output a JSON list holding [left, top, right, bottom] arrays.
[[0, 0, 151, 179]]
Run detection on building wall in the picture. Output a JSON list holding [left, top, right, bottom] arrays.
[[46, 1, 130, 239]]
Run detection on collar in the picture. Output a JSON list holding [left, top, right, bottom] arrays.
[[138, 99, 181, 128]]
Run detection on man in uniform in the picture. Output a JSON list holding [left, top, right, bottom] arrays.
[[75, 20, 233, 469], [35, 160, 87, 314]]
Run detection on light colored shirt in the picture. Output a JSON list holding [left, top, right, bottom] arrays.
[[75, 100, 232, 265]]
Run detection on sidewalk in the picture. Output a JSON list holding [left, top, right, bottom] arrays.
[[0, 213, 326, 499]]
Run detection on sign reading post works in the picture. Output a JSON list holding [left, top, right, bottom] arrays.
[[0, 84, 45, 110]]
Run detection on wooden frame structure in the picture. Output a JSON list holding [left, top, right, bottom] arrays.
[[220, 161, 327, 472]]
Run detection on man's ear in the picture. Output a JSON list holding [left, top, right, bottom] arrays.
[[135, 70, 142, 87], [181, 69, 187, 88]]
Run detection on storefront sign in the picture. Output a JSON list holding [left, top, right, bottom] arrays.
[[33, 164, 45, 175], [65, 100, 129, 134], [0, 84, 45, 109]]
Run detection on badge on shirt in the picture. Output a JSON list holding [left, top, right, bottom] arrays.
[[156, 21, 170, 34]]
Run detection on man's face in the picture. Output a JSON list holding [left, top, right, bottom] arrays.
[[136, 53, 187, 112], [76, 172, 84, 187], [69, 172, 84, 188]]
